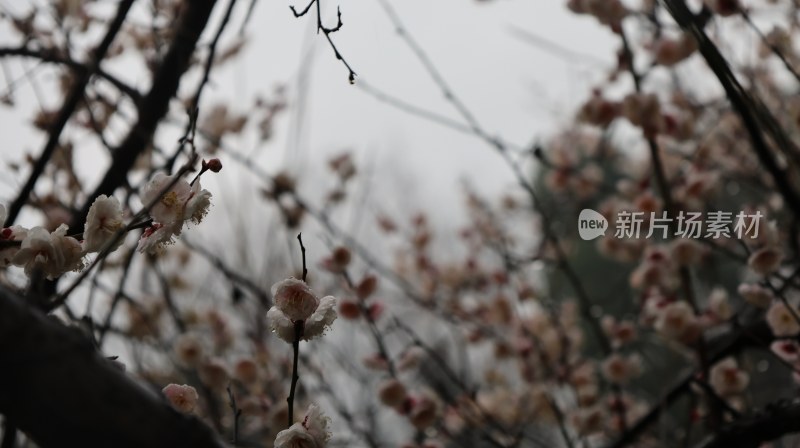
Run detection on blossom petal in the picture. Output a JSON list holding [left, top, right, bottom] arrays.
[[303, 296, 337, 340]]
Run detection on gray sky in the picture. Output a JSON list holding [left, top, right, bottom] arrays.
[[0, 0, 616, 227]]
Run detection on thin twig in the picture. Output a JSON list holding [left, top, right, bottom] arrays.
[[287, 320, 303, 428], [297, 233, 308, 282], [225, 383, 242, 445]]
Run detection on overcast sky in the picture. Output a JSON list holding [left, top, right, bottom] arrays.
[[0, 0, 617, 229]]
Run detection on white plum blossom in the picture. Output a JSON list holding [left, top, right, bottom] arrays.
[[185, 181, 212, 225], [273, 278, 320, 321], [267, 278, 337, 343], [12, 224, 84, 279], [0, 204, 28, 267], [274, 404, 331, 448], [766, 301, 800, 337], [137, 172, 212, 253], [143, 172, 192, 225], [709, 358, 749, 397], [136, 222, 182, 253], [83, 195, 124, 253], [654, 301, 700, 343]]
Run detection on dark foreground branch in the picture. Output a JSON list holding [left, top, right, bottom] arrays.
[[695, 399, 800, 448], [605, 318, 772, 448], [0, 285, 225, 448]]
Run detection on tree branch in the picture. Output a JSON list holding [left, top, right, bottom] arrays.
[[695, 399, 800, 448], [0, 285, 225, 448], [3, 0, 135, 227], [68, 0, 219, 235]]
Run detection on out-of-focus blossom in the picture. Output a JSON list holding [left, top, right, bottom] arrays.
[[766, 301, 800, 337], [356, 275, 378, 300], [569, 405, 604, 436], [654, 301, 700, 343], [709, 358, 749, 396], [0, 204, 27, 267], [198, 358, 229, 390], [738, 283, 773, 308], [748, 247, 783, 276], [601, 316, 637, 348], [233, 357, 259, 384], [408, 393, 438, 429], [363, 353, 390, 371], [601, 353, 642, 384], [274, 404, 331, 448], [705, 0, 739, 17], [338, 298, 361, 320], [162, 384, 198, 413], [83, 195, 124, 253], [707, 288, 733, 322], [653, 34, 696, 66], [770, 340, 800, 363], [397, 346, 425, 371], [378, 379, 408, 407], [174, 333, 204, 367]]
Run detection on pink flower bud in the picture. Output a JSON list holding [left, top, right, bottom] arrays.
[[368, 301, 385, 321], [233, 358, 259, 384], [409, 394, 438, 429], [162, 384, 199, 413], [338, 299, 361, 320], [205, 158, 222, 173], [377, 379, 407, 407], [356, 275, 378, 300]]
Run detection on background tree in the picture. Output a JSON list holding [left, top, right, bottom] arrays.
[[3, 1, 800, 448]]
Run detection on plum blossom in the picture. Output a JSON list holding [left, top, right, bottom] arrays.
[[707, 288, 733, 322], [408, 393, 438, 429], [162, 383, 198, 413], [267, 278, 337, 343], [83, 195, 124, 253], [601, 353, 642, 384], [0, 205, 28, 267], [748, 247, 783, 276], [136, 172, 212, 253], [377, 379, 407, 407], [273, 278, 320, 321], [770, 340, 800, 363], [274, 404, 331, 448], [12, 224, 83, 279], [654, 301, 700, 343], [738, 283, 773, 308], [709, 358, 749, 397], [766, 301, 800, 337]]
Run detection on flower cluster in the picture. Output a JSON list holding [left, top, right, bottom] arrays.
[[0, 166, 216, 279], [274, 404, 331, 448], [266, 278, 338, 342], [137, 173, 213, 253]]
